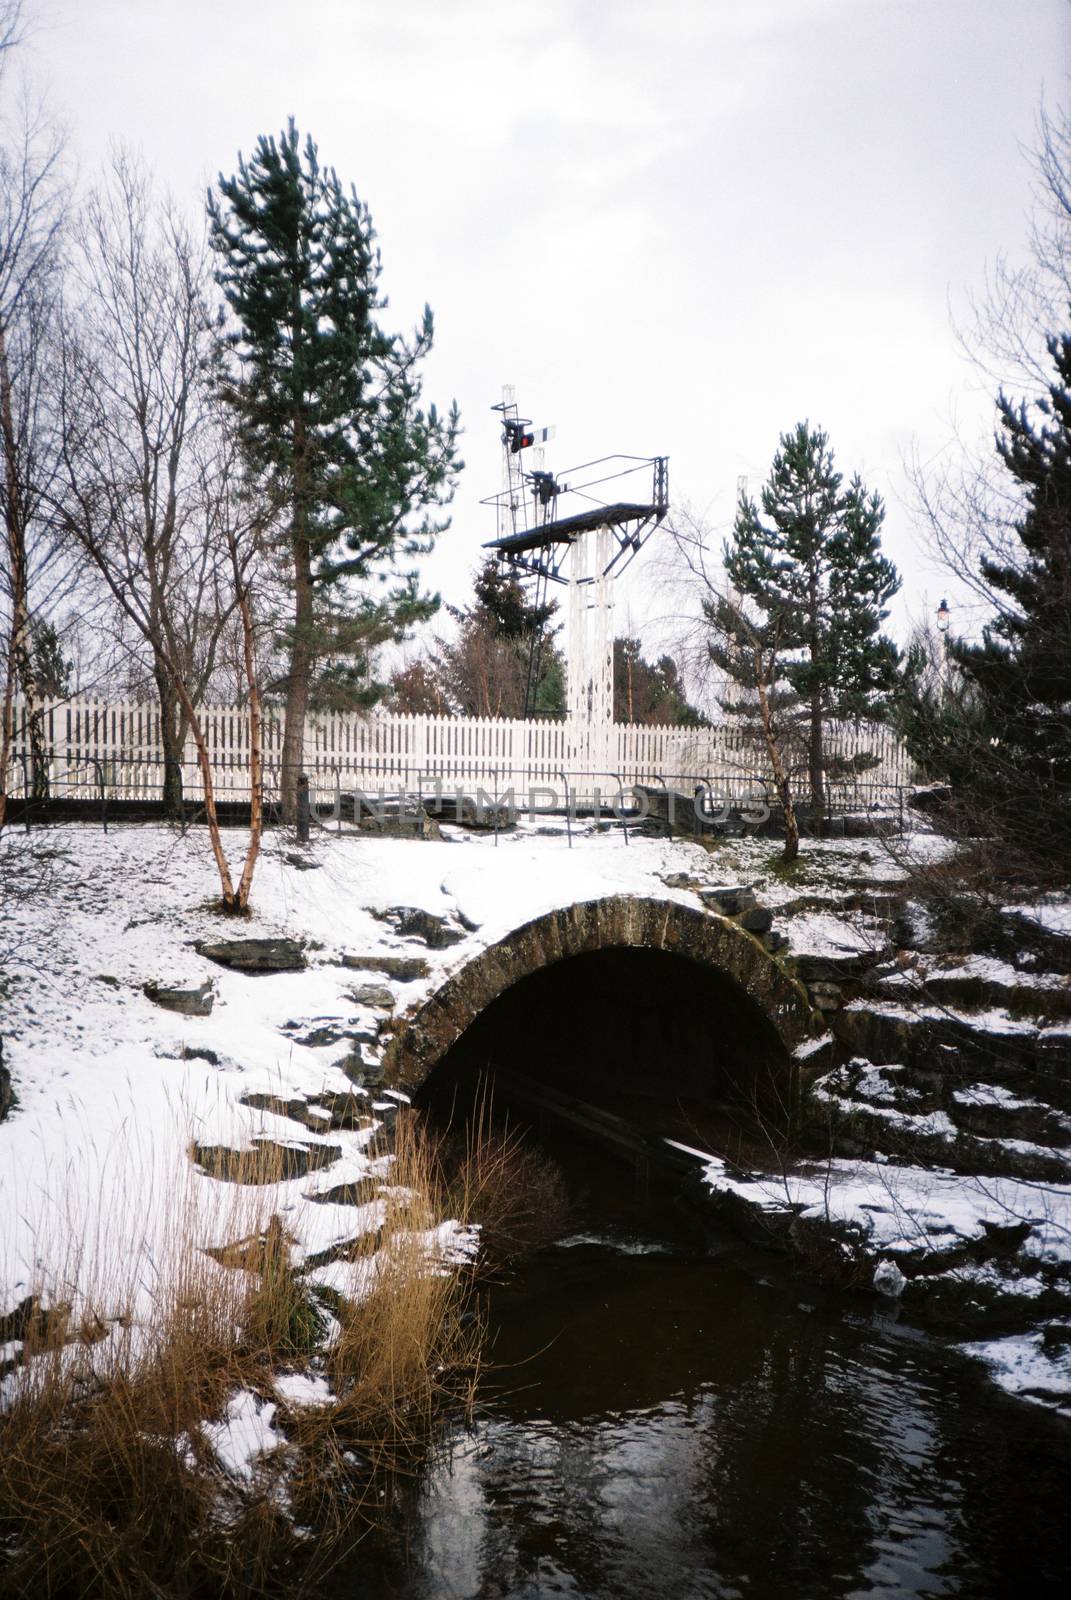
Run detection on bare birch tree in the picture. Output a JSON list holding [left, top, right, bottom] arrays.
[[0, 73, 68, 824], [193, 388, 266, 908], [911, 102, 1071, 612], [56, 151, 241, 816], [0, 1, 22, 67], [56, 355, 267, 910]]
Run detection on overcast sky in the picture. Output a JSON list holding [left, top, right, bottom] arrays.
[[32, 0, 1071, 648]]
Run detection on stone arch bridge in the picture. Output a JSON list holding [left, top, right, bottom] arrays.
[[381, 895, 821, 1129]]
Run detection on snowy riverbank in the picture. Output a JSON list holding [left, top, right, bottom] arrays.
[[2, 814, 1070, 1425]]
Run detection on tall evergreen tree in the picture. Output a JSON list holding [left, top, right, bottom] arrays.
[[728, 423, 900, 811], [471, 559, 556, 643], [613, 638, 706, 726], [933, 331, 1071, 869], [703, 586, 804, 859], [208, 121, 460, 817], [389, 558, 565, 720], [468, 558, 564, 717]]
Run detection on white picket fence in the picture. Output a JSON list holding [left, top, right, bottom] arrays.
[[3, 696, 914, 810]]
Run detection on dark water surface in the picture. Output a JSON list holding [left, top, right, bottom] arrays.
[[337, 1151, 1071, 1600]]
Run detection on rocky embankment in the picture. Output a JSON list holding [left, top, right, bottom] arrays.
[[674, 842, 1071, 1414], [3, 818, 1069, 1421]]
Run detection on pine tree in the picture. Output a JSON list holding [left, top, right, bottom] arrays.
[[472, 560, 556, 642], [31, 619, 70, 698], [613, 638, 706, 726], [208, 121, 461, 818], [389, 558, 565, 720], [939, 331, 1071, 868], [468, 559, 564, 717], [704, 588, 804, 860], [728, 423, 900, 812]]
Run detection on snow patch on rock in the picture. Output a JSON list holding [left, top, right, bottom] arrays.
[[960, 1329, 1071, 1416]]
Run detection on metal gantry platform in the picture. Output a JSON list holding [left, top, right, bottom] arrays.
[[481, 387, 669, 724]]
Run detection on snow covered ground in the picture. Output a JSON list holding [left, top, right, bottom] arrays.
[[2, 813, 1068, 1423], [691, 1148, 1071, 1272], [0, 817, 710, 1335], [960, 1329, 1071, 1417]]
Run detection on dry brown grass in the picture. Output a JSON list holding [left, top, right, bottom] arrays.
[[0, 1241, 284, 1595], [323, 1112, 483, 1453], [425, 1087, 570, 1273], [0, 1118, 483, 1599]]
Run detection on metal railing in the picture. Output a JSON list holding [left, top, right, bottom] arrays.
[[0, 750, 910, 838]]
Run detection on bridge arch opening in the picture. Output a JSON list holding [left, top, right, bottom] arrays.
[[415, 943, 793, 1160]]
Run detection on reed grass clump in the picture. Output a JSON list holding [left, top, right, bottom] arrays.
[[0, 1115, 484, 1599], [426, 1088, 571, 1272]]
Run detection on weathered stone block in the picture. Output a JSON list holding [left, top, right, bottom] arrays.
[[143, 978, 214, 1016], [349, 983, 395, 1010], [294, 1024, 348, 1048], [370, 906, 466, 948], [193, 1138, 341, 1182], [797, 953, 873, 983], [335, 1041, 385, 1088], [663, 871, 702, 890], [341, 954, 431, 981], [354, 812, 442, 840], [197, 938, 306, 973], [808, 981, 844, 1011], [701, 886, 759, 917]]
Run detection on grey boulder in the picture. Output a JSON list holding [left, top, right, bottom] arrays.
[[144, 979, 214, 1017], [197, 938, 307, 973]]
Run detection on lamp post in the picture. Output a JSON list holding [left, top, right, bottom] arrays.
[[936, 598, 950, 700]]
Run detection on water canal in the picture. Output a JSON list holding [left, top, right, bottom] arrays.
[[333, 1136, 1071, 1600]]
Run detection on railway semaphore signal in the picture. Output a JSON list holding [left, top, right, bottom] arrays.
[[482, 386, 669, 733]]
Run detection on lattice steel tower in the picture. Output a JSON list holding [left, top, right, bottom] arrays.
[[482, 387, 669, 738]]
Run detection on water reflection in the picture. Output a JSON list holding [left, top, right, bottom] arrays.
[[338, 1218, 1071, 1600]]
